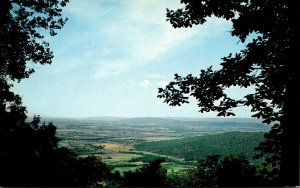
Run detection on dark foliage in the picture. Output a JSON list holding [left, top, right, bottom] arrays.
[[158, 0, 299, 185], [217, 155, 263, 187], [0, 0, 69, 118], [122, 159, 167, 187], [0, 116, 114, 187], [166, 170, 190, 188], [254, 123, 283, 184], [187, 154, 264, 187], [188, 154, 221, 187]]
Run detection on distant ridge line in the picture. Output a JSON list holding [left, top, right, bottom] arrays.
[[26, 115, 264, 123]]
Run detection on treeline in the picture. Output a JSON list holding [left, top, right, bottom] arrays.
[[129, 154, 177, 163], [119, 154, 279, 187], [166, 154, 278, 187], [135, 131, 265, 161], [110, 155, 278, 187]]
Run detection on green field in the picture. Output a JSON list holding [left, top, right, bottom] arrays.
[[52, 117, 270, 173]]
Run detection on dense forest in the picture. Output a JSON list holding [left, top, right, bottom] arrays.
[[135, 131, 265, 161]]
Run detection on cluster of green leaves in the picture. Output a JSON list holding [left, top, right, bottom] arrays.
[[135, 131, 264, 161]]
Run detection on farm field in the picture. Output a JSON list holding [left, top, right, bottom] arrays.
[[45, 117, 271, 173]]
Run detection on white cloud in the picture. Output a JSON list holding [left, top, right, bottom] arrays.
[[62, 0, 231, 80], [141, 80, 151, 87]]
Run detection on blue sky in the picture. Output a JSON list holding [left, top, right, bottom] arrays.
[[14, 0, 254, 118]]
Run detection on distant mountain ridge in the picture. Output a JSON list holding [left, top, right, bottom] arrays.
[[115, 117, 186, 125], [34, 116, 265, 123], [27, 116, 269, 129]]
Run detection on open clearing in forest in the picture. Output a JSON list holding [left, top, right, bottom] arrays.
[[100, 143, 133, 152]]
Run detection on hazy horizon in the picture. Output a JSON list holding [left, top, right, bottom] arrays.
[[26, 114, 262, 121]]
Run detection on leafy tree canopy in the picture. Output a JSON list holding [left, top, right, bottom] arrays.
[[186, 154, 264, 187], [0, 0, 69, 125], [159, 0, 297, 123], [122, 159, 167, 187], [158, 0, 299, 186], [0, 0, 68, 81]]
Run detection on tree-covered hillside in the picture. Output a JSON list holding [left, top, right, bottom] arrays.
[[135, 132, 264, 161]]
